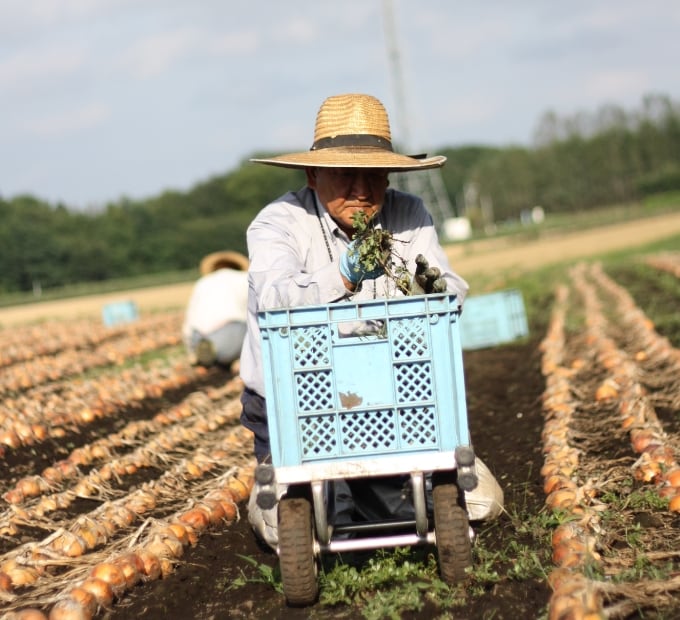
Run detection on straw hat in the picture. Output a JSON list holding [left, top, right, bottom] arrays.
[[199, 251, 249, 275], [250, 93, 446, 171]]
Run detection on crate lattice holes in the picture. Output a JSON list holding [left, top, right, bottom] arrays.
[[258, 295, 470, 471]]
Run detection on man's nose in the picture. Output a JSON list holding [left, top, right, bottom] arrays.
[[350, 171, 371, 196]]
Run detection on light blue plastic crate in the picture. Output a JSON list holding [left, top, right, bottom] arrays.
[[102, 300, 139, 327], [258, 294, 470, 469], [459, 289, 529, 350]]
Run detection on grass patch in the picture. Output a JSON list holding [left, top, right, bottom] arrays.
[[227, 498, 557, 619]]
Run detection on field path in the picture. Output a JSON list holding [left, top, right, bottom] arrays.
[[1, 210, 679, 327], [446, 209, 680, 276]]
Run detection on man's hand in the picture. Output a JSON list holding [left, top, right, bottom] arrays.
[[410, 254, 447, 294], [340, 238, 386, 285]]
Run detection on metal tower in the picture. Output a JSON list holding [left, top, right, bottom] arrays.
[[382, 0, 456, 234]]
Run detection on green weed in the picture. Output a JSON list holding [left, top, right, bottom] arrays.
[[227, 554, 283, 594]]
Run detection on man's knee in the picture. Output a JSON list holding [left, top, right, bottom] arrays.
[[464, 457, 504, 521]]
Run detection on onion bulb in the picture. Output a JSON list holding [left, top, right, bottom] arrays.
[[549, 593, 585, 619], [0, 570, 13, 593], [165, 523, 190, 545], [48, 597, 92, 620], [546, 488, 577, 510], [669, 493, 680, 513], [66, 587, 97, 616], [227, 475, 253, 501], [178, 508, 209, 533], [51, 532, 87, 558], [114, 554, 143, 588], [664, 468, 680, 487], [198, 499, 227, 526], [552, 540, 585, 568], [80, 578, 114, 607], [4, 563, 41, 587], [90, 562, 127, 597], [136, 550, 161, 581]]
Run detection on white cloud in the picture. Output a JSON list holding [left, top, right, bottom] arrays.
[[120, 25, 265, 80], [207, 30, 260, 56], [0, 45, 86, 89], [583, 70, 649, 101], [24, 103, 110, 137], [0, 0, 133, 39], [120, 28, 201, 79], [442, 96, 500, 126], [275, 17, 320, 45]]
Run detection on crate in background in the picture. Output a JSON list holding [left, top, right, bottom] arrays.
[[102, 300, 139, 327], [459, 289, 529, 350], [258, 294, 470, 478]]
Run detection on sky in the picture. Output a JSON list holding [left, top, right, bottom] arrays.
[[2, 0, 679, 210]]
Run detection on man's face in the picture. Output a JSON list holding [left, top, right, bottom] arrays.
[[306, 167, 389, 237]]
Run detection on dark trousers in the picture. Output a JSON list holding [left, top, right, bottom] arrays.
[[240, 387, 421, 522], [240, 388, 271, 464]]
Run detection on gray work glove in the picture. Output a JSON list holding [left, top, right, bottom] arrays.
[[410, 254, 447, 295]]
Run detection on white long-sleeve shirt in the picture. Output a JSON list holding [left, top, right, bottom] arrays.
[[239, 185, 469, 396], [182, 268, 249, 344]]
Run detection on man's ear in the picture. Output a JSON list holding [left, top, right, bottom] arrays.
[[305, 167, 317, 188]]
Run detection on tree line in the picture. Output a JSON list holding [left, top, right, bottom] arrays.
[[1, 93, 678, 294]]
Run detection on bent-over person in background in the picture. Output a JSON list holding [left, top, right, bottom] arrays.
[[182, 251, 249, 369]]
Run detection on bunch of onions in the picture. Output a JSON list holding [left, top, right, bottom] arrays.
[[547, 569, 602, 620], [49, 594, 95, 620], [226, 472, 254, 503], [1, 558, 42, 588]]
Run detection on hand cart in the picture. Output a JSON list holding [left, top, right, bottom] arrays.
[[255, 293, 478, 605]]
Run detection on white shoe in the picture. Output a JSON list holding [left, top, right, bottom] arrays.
[[247, 482, 287, 550], [464, 457, 504, 521]]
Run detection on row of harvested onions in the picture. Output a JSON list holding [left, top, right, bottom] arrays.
[[2, 469, 253, 620], [1, 399, 244, 542], [0, 314, 184, 396], [0, 424, 253, 597], [0, 311, 184, 370], [645, 251, 680, 279], [2, 380, 242, 510], [0, 356, 206, 455], [590, 261, 680, 367], [539, 280, 606, 620], [573, 263, 680, 510], [0, 318, 105, 369]]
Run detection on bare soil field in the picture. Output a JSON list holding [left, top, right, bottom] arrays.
[[0, 212, 679, 620]]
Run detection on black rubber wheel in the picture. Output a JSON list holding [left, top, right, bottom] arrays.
[[278, 497, 318, 606], [433, 483, 472, 584]]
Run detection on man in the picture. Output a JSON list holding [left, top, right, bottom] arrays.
[[182, 250, 249, 368], [240, 93, 503, 548]]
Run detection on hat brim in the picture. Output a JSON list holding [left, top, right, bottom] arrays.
[[250, 147, 446, 171], [200, 251, 249, 275]]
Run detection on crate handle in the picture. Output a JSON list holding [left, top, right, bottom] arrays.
[[336, 319, 387, 340]]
